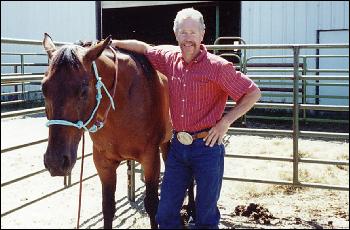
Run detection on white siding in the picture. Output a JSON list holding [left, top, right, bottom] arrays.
[[242, 1, 349, 44], [241, 1, 349, 104], [1, 1, 96, 99], [102, 1, 211, 9], [1, 1, 96, 43], [1, 1, 96, 71]]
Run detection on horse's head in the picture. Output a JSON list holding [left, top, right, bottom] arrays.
[[42, 33, 112, 176]]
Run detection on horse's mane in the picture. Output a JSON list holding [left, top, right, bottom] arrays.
[[74, 40, 156, 79]]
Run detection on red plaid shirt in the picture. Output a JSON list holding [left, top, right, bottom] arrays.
[[146, 44, 258, 132]]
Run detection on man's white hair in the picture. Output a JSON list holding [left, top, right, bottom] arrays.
[[173, 8, 206, 32]]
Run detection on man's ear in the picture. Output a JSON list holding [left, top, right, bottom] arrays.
[[43, 33, 57, 60]]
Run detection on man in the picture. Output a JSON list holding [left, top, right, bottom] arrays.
[[112, 8, 261, 229]]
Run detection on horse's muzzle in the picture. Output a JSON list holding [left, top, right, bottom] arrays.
[[44, 152, 72, 176]]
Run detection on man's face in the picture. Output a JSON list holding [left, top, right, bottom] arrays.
[[175, 18, 205, 62]]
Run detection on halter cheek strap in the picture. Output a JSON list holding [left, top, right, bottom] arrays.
[[46, 47, 118, 133]]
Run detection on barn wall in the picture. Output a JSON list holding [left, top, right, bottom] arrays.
[[241, 1, 349, 104]]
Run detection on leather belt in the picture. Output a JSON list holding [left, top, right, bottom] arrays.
[[176, 130, 209, 145]]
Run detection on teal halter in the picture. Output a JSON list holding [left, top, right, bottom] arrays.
[[45, 61, 116, 133]]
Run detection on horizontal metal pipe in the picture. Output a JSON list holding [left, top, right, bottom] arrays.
[[299, 130, 348, 139], [1, 90, 42, 96], [248, 75, 294, 80], [228, 128, 348, 139], [2, 102, 347, 119], [2, 74, 347, 83], [222, 177, 349, 191], [228, 127, 293, 136], [247, 68, 303, 72], [247, 54, 348, 59], [300, 75, 349, 80], [1, 100, 25, 106], [299, 104, 349, 111], [225, 154, 348, 166], [1, 138, 48, 153], [1, 107, 45, 118], [306, 69, 349, 73], [299, 157, 349, 166], [1, 74, 44, 83], [206, 44, 349, 50], [225, 153, 293, 162], [247, 115, 349, 124], [1, 52, 47, 56], [1, 63, 48, 66], [227, 102, 349, 111], [1, 37, 71, 46]]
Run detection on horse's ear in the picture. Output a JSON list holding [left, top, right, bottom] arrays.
[[43, 33, 57, 59], [84, 35, 112, 62]]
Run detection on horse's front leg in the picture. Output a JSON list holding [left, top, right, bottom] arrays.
[[141, 149, 161, 229], [93, 148, 119, 229]]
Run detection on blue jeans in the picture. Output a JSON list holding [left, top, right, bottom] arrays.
[[156, 135, 225, 229]]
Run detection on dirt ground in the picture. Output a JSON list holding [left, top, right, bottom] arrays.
[[1, 116, 349, 229]]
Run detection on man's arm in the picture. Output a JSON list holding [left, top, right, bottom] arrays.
[[111, 39, 151, 54], [204, 87, 261, 147]]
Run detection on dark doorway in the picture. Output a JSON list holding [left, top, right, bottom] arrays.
[[102, 1, 241, 46]]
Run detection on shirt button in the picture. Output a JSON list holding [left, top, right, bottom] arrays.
[[183, 84, 186, 87], [181, 115, 184, 117], [182, 99, 185, 102]]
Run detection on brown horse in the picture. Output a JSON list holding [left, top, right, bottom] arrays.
[[42, 33, 172, 228]]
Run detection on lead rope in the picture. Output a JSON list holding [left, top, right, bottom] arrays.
[[75, 45, 119, 229], [76, 132, 85, 229]]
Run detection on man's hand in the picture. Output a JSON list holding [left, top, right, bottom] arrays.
[[111, 39, 151, 54], [203, 117, 231, 147]]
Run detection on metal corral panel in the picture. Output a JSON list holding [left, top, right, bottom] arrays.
[[241, 1, 349, 104]]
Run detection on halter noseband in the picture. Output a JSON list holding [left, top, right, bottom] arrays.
[[45, 46, 118, 133]]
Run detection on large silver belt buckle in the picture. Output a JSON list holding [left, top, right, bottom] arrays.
[[177, 132, 193, 145]]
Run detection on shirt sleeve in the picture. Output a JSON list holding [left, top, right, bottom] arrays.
[[145, 45, 176, 77], [216, 62, 258, 102]]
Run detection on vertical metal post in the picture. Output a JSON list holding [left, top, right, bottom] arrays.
[[302, 57, 307, 121], [215, 5, 220, 40], [64, 173, 72, 188], [14, 64, 18, 99], [213, 5, 220, 56], [140, 164, 145, 183], [127, 160, 135, 202], [292, 46, 300, 186], [95, 1, 102, 40], [20, 54, 25, 101], [315, 31, 320, 105]]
